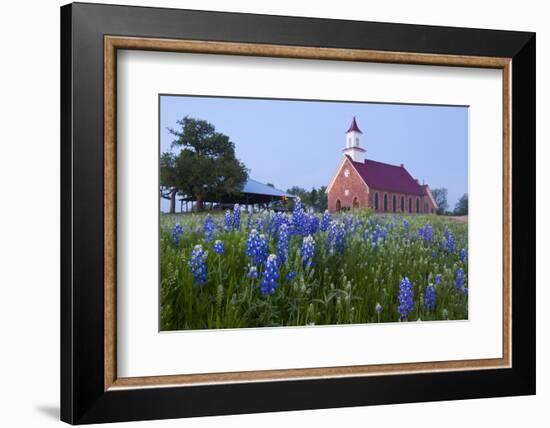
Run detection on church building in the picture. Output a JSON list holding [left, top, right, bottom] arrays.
[[326, 117, 438, 214]]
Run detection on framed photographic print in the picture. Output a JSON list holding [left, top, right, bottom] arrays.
[[60, 2, 535, 424]]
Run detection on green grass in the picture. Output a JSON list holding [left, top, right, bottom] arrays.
[[160, 209, 468, 330]]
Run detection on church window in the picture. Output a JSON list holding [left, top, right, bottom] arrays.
[[392, 195, 397, 212], [383, 194, 388, 212], [374, 192, 379, 211]]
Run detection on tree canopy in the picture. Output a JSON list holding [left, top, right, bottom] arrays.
[[430, 187, 449, 214], [454, 193, 468, 215], [287, 186, 328, 212], [160, 116, 248, 212]]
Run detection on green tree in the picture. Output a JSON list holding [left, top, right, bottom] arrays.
[[430, 187, 449, 215], [160, 152, 179, 214], [286, 186, 328, 212], [454, 193, 468, 215], [286, 186, 307, 210], [162, 116, 248, 212], [287, 186, 307, 197], [308, 188, 318, 210], [316, 186, 328, 211]]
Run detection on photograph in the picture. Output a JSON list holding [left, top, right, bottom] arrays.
[[159, 95, 469, 331], [53, 2, 536, 424]]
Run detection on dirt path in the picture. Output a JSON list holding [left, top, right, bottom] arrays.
[[448, 215, 468, 223]]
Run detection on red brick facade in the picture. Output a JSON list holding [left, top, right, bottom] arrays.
[[327, 157, 370, 213], [327, 157, 437, 214]]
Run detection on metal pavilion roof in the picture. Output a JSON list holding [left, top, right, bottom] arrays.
[[241, 178, 293, 198]]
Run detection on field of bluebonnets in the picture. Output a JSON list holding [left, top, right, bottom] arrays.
[[160, 199, 468, 330]]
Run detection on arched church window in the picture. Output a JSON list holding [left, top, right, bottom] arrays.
[[401, 196, 405, 212], [408, 197, 412, 213], [392, 195, 397, 212], [374, 192, 379, 211], [383, 194, 388, 212], [416, 198, 420, 213]]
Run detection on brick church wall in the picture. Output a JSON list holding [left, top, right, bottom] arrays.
[[328, 157, 438, 214], [327, 157, 370, 213], [369, 191, 435, 214]]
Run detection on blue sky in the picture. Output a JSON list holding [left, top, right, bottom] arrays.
[[160, 95, 468, 210]]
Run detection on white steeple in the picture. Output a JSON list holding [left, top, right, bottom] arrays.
[[342, 116, 366, 163]]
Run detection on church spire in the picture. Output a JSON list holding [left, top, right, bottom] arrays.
[[346, 116, 363, 134], [343, 117, 365, 163]]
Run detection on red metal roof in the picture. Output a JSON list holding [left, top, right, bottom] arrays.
[[348, 156, 425, 196], [346, 117, 363, 134]]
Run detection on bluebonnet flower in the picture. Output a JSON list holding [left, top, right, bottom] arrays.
[[375, 302, 383, 322], [203, 214, 215, 242], [455, 267, 465, 291], [403, 219, 409, 232], [276, 223, 290, 265], [320, 210, 331, 232], [372, 224, 387, 246], [271, 212, 286, 236], [363, 229, 370, 242], [460, 248, 468, 262], [294, 196, 303, 211], [213, 240, 225, 255], [307, 214, 319, 236], [232, 204, 241, 230], [255, 216, 264, 233], [447, 233, 455, 252], [397, 277, 414, 320], [418, 224, 433, 242], [425, 284, 436, 311], [286, 271, 297, 281], [301, 235, 315, 268], [291, 197, 307, 236], [246, 264, 258, 279], [172, 223, 183, 246], [224, 210, 233, 231], [246, 229, 267, 266], [261, 254, 279, 295], [188, 244, 208, 285], [258, 234, 268, 264], [435, 274, 442, 285], [326, 221, 346, 255], [432, 250, 437, 258], [343, 214, 354, 231], [444, 227, 455, 252]]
